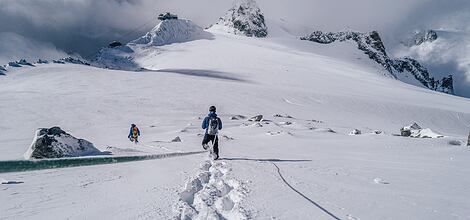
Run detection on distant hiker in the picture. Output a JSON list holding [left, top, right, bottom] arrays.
[[202, 106, 223, 160], [128, 124, 140, 143]]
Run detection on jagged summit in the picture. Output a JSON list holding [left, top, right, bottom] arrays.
[[301, 30, 454, 94], [405, 30, 438, 46], [132, 18, 208, 46], [211, 0, 268, 37]]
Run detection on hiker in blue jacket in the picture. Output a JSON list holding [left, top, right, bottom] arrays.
[[202, 106, 223, 159]]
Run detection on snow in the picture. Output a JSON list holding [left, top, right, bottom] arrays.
[[92, 18, 212, 71], [132, 19, 210, 46], [1, 22, 470, 220], [402, 123, 445, 138], [394, 29, 470, 98]]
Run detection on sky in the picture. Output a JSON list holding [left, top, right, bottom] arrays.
[[1, 0, 468, 57], [0, 0, 469, 93]]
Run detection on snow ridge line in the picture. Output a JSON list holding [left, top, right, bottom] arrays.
[[175, 159, 249, 219], [0, 151, 206, 173], [271, 162, 342, 220]]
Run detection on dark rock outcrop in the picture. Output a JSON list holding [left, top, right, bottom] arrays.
[[0, 65, 6, 75], [158, 12, 178, 21], [301, 30, 454, 94], [108, 41, 123, 48], [24, 127, 100, 159], [60, 57, 90, 65], [213, 0, 268, 38], [37, 59, 49, 64]]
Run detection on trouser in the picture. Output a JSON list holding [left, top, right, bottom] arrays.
[[202, 134, 219, 156], [130, 135, 138, 142]]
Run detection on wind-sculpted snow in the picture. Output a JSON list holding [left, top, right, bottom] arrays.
[[132, 19, 211, 46], [301, 30, 454, 94], [92, 19, 213, 71], [91, 45, 141, 71]]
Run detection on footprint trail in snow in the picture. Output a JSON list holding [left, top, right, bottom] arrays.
[[175, 159, 249, 220]]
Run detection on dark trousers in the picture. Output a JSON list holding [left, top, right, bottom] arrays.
[[202, 134, 219, 156]]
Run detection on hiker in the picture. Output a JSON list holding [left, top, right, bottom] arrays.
[[128, 124, 140, 143], [202, 106, 223, 159]]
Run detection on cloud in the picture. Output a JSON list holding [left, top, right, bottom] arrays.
[[0, 0, 469, 58], [0, 32, 66, 65]]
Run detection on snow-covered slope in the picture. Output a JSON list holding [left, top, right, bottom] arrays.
[[1, 22, 470, 220], [92, 18, 212, 70], [132, 19, 209, 46]]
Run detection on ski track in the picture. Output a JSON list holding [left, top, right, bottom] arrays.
[[271, 162, 343, 220], [175, 158, 250, 220]]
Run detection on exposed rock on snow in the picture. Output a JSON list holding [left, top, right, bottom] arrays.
[[8, 61, 22, 67], [400, 123, 443, 138], [37, 59, 49, 64], [211, 0, 267, 38], [248, 115, 263, 122], [372, 130, 384, 135], [17, 59, 35, 66], [273, 114, 293, 118], [158, 12, 178, 21], [230, 115, 246, 120], [52, 60, 66, 64], [311, 127, 336, 133], [349, 129, 362, 135], [171, 136, 182, 143], [0, 65, 6, 75], [301, 30, 454, 94], [24, 127, 101, 159], [60, 57, 90, 65]]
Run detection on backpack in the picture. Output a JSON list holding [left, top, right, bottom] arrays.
[[132, 127, 139, 138], [207, 117, 219, 135]]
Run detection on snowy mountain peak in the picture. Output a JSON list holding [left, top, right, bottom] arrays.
[[301, 30, 454, 94], [405, 29, 438, 46], [131, 18, 206, 46], [92, 17, 211, 70], [211, 0, 268, 38]]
